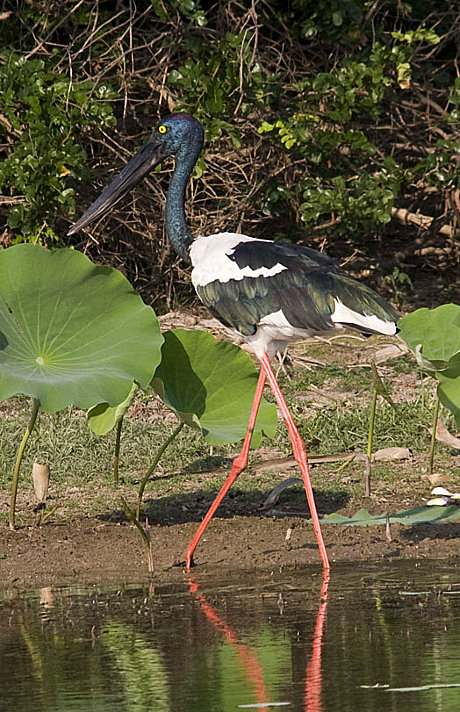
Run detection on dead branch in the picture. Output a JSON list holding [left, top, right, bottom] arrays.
[[391, 207, 458, 238]]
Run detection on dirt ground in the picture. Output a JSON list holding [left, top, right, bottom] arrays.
[[1, 486, 459, 590]]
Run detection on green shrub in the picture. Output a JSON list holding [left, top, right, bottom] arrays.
[[0, 1, 457, 305], [0, 51, 116, 239]]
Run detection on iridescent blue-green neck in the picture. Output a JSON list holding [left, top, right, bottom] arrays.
[[165, 152, 197, 262]]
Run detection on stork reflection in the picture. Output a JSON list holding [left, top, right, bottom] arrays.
[[187, 570, 330, 711], [305, 570, 330, 711]]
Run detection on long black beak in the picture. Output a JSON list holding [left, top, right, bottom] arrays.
[[68, 139, 168, 235]]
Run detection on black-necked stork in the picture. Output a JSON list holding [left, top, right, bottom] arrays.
[[69, 112, 399, 571]]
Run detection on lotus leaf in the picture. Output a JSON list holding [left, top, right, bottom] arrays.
[[0, 244, 162, 412], [319, 505, 460, 525], [398, 304, 460, 425], [398, 304, 460, 371], [437, 365, 460, 427], [87, 383, 139, 436], [151, 328, 277, 446]]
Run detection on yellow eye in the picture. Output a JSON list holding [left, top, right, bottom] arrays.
[[158, 125, 167, 134]]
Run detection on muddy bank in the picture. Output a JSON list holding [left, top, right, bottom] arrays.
[[1, 508, 459, 590]]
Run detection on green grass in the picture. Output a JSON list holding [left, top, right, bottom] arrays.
[[0, 400, 217, 490], [301, 399, 434, 453], [389, 354, 418, 374], [0, 339, 459, 525], [293, 363, 373, 391], [267, 359, 444, 456]]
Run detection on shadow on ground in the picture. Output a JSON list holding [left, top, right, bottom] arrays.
[[97, 486, 351, 526]]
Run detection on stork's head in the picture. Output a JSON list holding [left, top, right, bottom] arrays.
[[68, 112, 204, 235], [153, 112, 204, 157]]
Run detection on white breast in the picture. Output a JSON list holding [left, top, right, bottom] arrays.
[[190, 232, 287, 288]]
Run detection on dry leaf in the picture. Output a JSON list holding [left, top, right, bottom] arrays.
[[426, 473, 450, 486], [373, 447, 412, 462], [435, 421, 460, 450], [373, 343, 408, 364], [32, 461, 50, 502]]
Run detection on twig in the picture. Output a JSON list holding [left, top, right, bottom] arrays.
[[0, 113, 22, 137], [24, 0, 87, 61]]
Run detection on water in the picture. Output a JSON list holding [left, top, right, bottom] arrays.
[[1, 561, 459, 711]]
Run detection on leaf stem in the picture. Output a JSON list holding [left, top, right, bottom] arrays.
[[428, 396, 440, 476], [365, 389, 377, 496], [113, 415, 124, 486], [137, 421, 184, 520], [9, 398, 40, 530], [121, 497, 154, 573]]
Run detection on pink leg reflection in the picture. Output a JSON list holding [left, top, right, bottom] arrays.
[[187, 578, 269, 711], [304, 569, 330, 712]]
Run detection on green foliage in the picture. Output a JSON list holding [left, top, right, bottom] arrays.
[[398, 304, 460, 426], [436, 371, 460, 429], [398, 304, 460, 372], [258, 112, 399, 232], [410, 139, 460, 189], [0, 243, 163, 527], [382, 268, 413, 308], [256, 21, 445, 236], [292, 0, 366, 44], [160, 2, 458, 246], [88, 328, 278, 447], [0, 245, 162, 412], [167, 31, 280, 144], [0, 1, 458, 304], [151, 329, 277, 446], [151, 0, 207, 26], [0, 51, 116, 236], [447, 77, 460, 123], [300, 172, 396, 231]]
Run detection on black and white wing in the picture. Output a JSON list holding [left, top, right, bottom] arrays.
[[190, 232, 399, 341]]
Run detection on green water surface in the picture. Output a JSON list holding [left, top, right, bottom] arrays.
[[0, 561, 459, 712]]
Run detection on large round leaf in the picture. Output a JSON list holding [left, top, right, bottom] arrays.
[[0, 244, 163, 412], [398, 304, 460, 425], [151, 329, 277, 446], [437, 359, 460, 427], [398, 304, 460, 371], [320, 505, 460, 525]]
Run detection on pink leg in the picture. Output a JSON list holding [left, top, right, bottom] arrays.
[[260, 352, 330, 571], [185, 367, 267, 570]]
